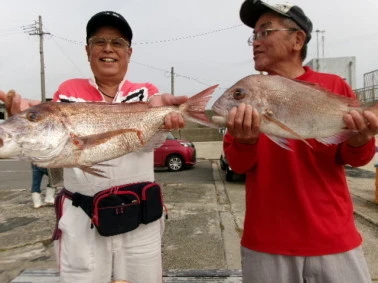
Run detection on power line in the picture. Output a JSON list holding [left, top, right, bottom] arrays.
[[131, 60, 168, 73], [130, 60, 225, 89], [46, 24, 241, 88], [49, 24, 243, 46], [41, 24, 86, 77], [0, 26, 24, 36], [49, 34, 224, 89], [49, 36, 86, 77], [133, 24, 243, 45], [17, 23, 234, 91], [50, 34, 83, 45], [49, 34, 224, 88]]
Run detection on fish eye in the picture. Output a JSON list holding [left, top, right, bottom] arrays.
[[26, 112, 40, 122], [233, 88, 245, 100]]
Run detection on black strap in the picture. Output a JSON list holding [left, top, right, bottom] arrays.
[[71, 192, 94, 218]]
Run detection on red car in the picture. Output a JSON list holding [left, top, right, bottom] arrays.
[[154, 132, 196, 171]]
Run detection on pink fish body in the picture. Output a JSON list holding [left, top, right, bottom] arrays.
[[0, 85, 217, 176], [212, 75, 377, 149]]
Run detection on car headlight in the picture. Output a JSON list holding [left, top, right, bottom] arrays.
[[180, 142, 194, 147]]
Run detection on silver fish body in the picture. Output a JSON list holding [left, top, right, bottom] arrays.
[[0, 85, 217, 176]]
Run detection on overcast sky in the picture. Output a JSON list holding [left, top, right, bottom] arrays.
[[1, 0, 378, 106]]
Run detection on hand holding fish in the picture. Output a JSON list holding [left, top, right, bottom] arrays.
[[0, 90, 40, 117], [212, 75, 378, 150], [148, 94, 188, 129], [226, 103, 261, 144], [0, 85, 217, 177], [343, 110, 378, 147]]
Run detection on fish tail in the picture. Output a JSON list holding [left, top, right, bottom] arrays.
[[180, 84, 219, 128]]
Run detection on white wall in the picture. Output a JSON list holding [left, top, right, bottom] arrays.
[[305, 57, 356, 89]]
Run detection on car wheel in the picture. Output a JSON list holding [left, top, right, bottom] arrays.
[[220, 155, 226, 170], [226, 167, 233, 182], [167, 155, 183, 171]]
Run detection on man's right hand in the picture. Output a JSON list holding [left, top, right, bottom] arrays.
[[0, 90, 40, 116], [226, 103, 261, 144]]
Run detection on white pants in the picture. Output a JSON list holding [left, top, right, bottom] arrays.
[[241, 246, 372, 283], [54, 198, 165, 283]]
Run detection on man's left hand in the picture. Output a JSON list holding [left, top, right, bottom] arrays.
[[148, 94, 188, 129], [343, 110, 378, 147]]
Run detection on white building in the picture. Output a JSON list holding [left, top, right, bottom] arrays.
[[305, 56, 356, 89]]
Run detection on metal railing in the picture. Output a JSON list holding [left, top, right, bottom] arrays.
[[355, 70, 378, 104], [355, 86, 378, 103]]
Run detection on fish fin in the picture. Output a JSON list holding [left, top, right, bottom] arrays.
[[139, 131, 168, 152], [316, 130, 357, 145], [70, 129, 145, 149], [292, 79, 360, 107], [262, 113, 312, 148], [79, 165, 110, 178], [180, 85, 219, 128], [265, 135, 293, 151]]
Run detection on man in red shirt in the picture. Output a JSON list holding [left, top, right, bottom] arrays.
[[225, 1, 378, 282]]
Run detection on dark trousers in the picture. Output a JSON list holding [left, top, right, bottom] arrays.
[[31, 164, 50, 193]]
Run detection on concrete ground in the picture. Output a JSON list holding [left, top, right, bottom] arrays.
[[2, 141, 378, 282]]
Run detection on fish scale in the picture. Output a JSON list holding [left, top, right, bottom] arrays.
[[0, 85, 218, 177], [211, 75, 377, 149]]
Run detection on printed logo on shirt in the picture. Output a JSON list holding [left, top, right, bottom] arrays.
[[57, 95, 89, 103], [121, 88, 147, 103]]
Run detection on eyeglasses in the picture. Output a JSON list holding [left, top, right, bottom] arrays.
[[88, 36, 130, 49], [247, 28, 299, 45]]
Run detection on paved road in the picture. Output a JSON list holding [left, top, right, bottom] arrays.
[[1, 141, 378, 282], [0, 157, 243, 282], [0, 159, 35, 190]]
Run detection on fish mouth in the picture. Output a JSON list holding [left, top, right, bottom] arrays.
[[211, 105, 228, 126], [0, 128, 6, 149], [0, 130, 22, 158], [211, 115, 227, 126], [211, 104, 228, 116]]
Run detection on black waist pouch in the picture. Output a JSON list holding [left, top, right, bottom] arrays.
[[71, 182, 163, 237]]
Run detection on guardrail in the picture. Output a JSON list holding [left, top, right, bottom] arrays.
[[354, 86, 378, 104]]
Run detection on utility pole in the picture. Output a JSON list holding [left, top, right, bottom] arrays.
[[170, 66, 175, 95], [170, 66, 181, 138], [315, 29, 325, 72], [316, 30, 319, 60], [321, 30, 325, 59], [24, 16, 50, 102], [315, 29, 326, 58]]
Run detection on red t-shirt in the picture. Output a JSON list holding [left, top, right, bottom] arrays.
[[224, 66, 375, 256]]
